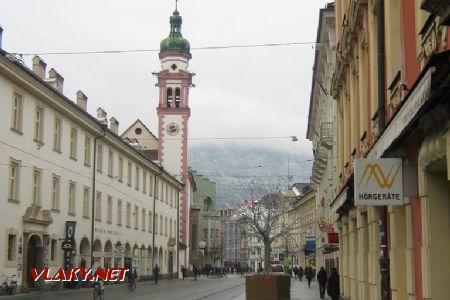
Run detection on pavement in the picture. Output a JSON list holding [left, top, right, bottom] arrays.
[[1, 275, 331, 300]]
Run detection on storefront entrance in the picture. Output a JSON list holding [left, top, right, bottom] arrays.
[[26, 235, 43, 288]]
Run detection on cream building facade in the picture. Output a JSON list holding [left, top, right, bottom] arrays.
[[321, 1, 450, 300], [0, 49, 182, 289]]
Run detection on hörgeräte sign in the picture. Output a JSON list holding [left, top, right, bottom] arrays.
[[354, 158, 403, 206]]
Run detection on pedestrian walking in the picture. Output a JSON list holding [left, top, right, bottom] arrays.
[[293, 266, 299, 280], [305, 266, 313, 288], [299, 266, 304, 281], [317, 267, 328, 299], [193, 264, 198, 281], [327, 267, 340, 300], [153, 264, 160, 284]]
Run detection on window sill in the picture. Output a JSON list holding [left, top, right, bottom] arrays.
[[96, 169, 103, 173], [70, 156, 77, 162], [51, 208, 60, 213], [8, 198, 20, 204], [10, 127, 23, 135], [95, 218, 101, 222], [117, 223, 122, 227], [68, 212, 76, 216], [126, 225, 130, 229], [107, 221, 112, 224], [83, 216, 90, 220], [53, 148, 62, 154], [84, 163, 91, 168], [108, 174, 113, 178], [34, 139, 44, 146]]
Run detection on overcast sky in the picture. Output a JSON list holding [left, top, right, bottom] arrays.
[[1, 0, 329, 156]]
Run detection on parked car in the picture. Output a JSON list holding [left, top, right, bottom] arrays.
[[270, 264, 286, 274]]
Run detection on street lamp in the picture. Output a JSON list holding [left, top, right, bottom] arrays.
[[91, 123, 107, 270]]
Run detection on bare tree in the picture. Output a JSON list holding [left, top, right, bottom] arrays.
[[237, 183, 300, 273]]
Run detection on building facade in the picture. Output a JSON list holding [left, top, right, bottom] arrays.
[[321, 1, 450, 299], [306, 4, 340, 275], [0, 50, 182, 289]]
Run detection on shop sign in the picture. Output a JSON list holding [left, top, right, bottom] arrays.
[[305, 230, 315, 238], [305, 241, 316, 252], [92, 251, 102, 258], [354, 159, 403, 206], [327, 232, 339, 244]]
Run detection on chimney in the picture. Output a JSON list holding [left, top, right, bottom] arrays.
[[32, 56, 47, 79], [96, 107, 108, 125], [0, 26, 3, 49], [48, 68, 64, 93], [109, 117, 119, 135], [76, 90, 88, 110]]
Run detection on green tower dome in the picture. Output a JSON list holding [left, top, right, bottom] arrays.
[[160, 10, 190, 53]]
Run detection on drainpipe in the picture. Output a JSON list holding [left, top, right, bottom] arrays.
[[91, 124, 107, 270], [152, 169, 162, 278], [176, 188, 181, 278], [376, 2, 390, 299], [377, 0, 386, 134]]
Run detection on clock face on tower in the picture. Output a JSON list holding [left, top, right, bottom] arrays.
[[166, 122, 180, 136]]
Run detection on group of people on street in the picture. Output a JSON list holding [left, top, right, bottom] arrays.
[[293, 265, 340, 300], [316, 267, 340, 300]]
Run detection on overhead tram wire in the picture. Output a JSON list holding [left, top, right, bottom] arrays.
[[12, 41, 317, 56]]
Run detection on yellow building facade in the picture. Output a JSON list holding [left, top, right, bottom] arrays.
[[315, 1, 450, 299]]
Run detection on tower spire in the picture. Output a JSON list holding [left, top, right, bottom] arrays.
[[175, 0, 178, 11]]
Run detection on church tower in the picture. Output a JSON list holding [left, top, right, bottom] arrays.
[[156, 5, 193, 264]]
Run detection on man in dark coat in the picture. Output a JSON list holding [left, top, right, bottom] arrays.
[[293, 266, 299, 280], [153, 264, 160, 284], [317, 267, 328, 298], [298, 266, 304, 281], [327, 267, 340, 300], [305, 266, 313, 287]]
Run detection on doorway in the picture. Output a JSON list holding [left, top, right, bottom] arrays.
[[26, 235, 43, 288]]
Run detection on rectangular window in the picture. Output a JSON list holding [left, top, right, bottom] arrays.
[[170, 219, 172, 238], [165, 217, 168, 236], [165, 185, 169, 204], [155, 213, 158, 234], [97, 144, 103, 172], [134, 205, 139, 230], [53, 117, 62, 152], [51, 175, 60, 211], [142, 209, 146, 231], [160, 182, 163, 202], [135, 166, 140, 190], [7, 234, 16, 261], [8, 158, 20, 202], [117, 199, 122, 226], [108, 150, 113, 177], [127, 162, 132, 186], [204, 229, 208, 241], [149, 175, 154, 196], [83, 186, 90, 218], [68, 181, 76, 215], [51, 239, 57, 261], [34, 105, 44, 142], [11, 92, 23, 132], [126, 202, 131, 228], [69, 127, 77, 159], [32, 168, 42, 206], [95, 191, 102, 221], [149, 211, 153, 233], [170, 188, 173, 207], [84, 136, 91, 166], [118, 157, 123, 182], [160, 215, 163, 236], [143, 171, 147, 194], [107, 195, 112, 224]]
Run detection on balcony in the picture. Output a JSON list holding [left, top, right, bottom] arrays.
[[319, 122, 333, 149], [314, 145, 328, 163]]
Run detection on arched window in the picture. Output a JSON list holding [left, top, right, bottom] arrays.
[[166, 88, 173, 107], [175, 88, 181, 108]]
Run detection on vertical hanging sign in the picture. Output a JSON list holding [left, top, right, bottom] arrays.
[[354, 158, 403, 206]]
